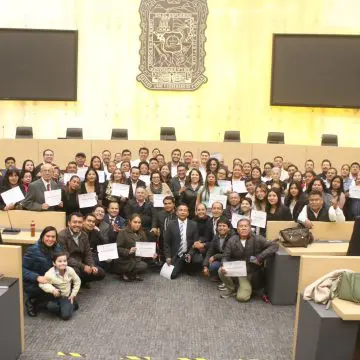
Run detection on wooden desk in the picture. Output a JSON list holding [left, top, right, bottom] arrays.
[[332, 298, 360, 321], [2, 231, 40, 245], [281, 242, 349, 256]]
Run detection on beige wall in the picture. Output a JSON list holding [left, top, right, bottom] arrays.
[[0, 0, 360, 145]]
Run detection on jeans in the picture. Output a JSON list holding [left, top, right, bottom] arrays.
[[208, 260, 221, 275], [47, 297, 77, 321]]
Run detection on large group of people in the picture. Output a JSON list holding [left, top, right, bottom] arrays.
[[2, 146, 357, 320]]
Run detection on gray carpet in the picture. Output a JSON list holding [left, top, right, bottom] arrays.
[[19, 272, 295, 360]]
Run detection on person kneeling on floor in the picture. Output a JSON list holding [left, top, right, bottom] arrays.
[[39, 252, 81, 320], [219, 218, 278, 302]]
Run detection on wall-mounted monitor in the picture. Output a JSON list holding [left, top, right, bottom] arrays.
[[0, 28, 78, 101], [271, 34, 360, 109]]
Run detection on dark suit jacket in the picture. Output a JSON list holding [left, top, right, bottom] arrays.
[[203, 229, 234, 267], [104, 214, 126, 243], [58, 228, 94, 268], [266, 205, 292, 221], [126, 178, 146, 199], [163, 218, 198, 260], [22, 178, 61, 211], [124, 199, 154, 229], [169, 176, 186, 205]]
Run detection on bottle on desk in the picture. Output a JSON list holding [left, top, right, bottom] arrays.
[[30, 221, 35, 237]]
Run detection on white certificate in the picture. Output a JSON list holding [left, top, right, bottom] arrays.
[[76, 167, 87, 181], [97, 170, 105, 184], [218, 180, 232, 193], [112, 183, 129, 198], [251, 210, 267, 228], [97, 243, 119, 261], [0, 186, 25, 206], [349, 186, 360, 199], [139, 175, 150, 186], [208, 194, 228, 209], [78, 192, 97, 208], [63, 173, 76, 185], [232, 180, 247, 193], [223, 261, 247, 277], [153, 194, 166, 207], [160, 263, 174, 280], [135, 242, 156, 257], [44, 189, 62, 206], [231, 213, 248, 228]]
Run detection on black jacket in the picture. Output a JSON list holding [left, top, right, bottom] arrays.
[[203, 229, 234, 267], [284, 194, 308, 221], [180, 184, 202, 218], [266, 205, 292, 221], [169, 176, 186, 205], [124, 199, 154, 230], [125, 178, 146, 199]]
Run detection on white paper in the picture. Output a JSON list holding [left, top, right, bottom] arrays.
[[97, 243, 119, 261], [63, 173, 76, 185], [78, 192, 97, 208], [135, 242, 156, 257], [111, 183, 129, 198], [153, 194, 166, 207], [232, 180, 247, 193], [139, 175, 150, 186], [223, 261, 247, 277], [97, 170, 105, 184], [349, 186, 360, 199], [44, 189, 62, 206], [160, 263, 174, 280], [0, 186, 25, 206], [251, 210, 267, 228], [125, 171, 130, 178], [218, 180, 232, 193], [208, 194, 228, 209], [76, 168, 87, 181], [231, 213, 248, 228]]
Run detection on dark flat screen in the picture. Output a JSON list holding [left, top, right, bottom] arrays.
[[271, 34, 360, 108], [0, 28, 78, 101]]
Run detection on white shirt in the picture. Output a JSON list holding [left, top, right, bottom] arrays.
[[131, 180, 138, 196], [170, 164, 178, 178], [177, 218, 188, 255], [297, 205, 345, 223], [241, 240, 246, 247], [280, 168, 289, 181], [42, 178, 51, 191], [131, 159, 149, 168]]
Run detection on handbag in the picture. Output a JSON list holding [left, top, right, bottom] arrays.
[[335, 272, 360, 303], [279, 225, 314, 248]]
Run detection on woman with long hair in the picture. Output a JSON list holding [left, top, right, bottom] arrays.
[[146, 171, 173, 205], [180, 168, 203, 218], [253, 184, 268, 211], [196, 172, 224, 209], [21, 159, 36, 181], [62, 175, 81, 215], [284, 181, 308, 220], [0, 168, 23, 210], [329, 175, 346, 209], [266, 188, 292, 221], [306, 177, 332, 207], [79, 168, 102, 215], [103, 168, 127, 209], [160, 164, 171, 185]]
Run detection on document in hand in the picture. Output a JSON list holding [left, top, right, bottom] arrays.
[[0, 186, 25, 206], [112, 183, 130, 198], [218, 180, 232, 193], [231, 213, 248, 229], [44, 189, 62, 206], [97, 243, 119, 262], [63, 173, 75, 185], [160, 263, 174, 280], [208, 194, 227, 209], [135, 242, 156, 257], [223, 261, 247, 277], [78, 192, 97, 209], [232, 181, 247, 193], [139, 175, 150, 186], [153, 194, 166, 208], [76, 168, 87, 181], [251, 210, 267, 228], [96, 170, 106, 184], [349, 186, 360, 199]]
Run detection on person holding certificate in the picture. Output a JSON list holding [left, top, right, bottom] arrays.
[[224, 192, 241, 224], [196, 172, 224, 209], [349, 173, 360, 219], [180, 169, 203, 218], [0, 168, 24, 210], [79, 168, 102, 215], [219, 218, 278, 302], [112, 214, 152, 282], [103, 168, 127, 209], [146, 171, 173, 205]]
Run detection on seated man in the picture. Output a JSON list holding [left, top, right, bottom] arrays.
[[297, 190, 345, 228], [104, 201, 126, 243], [203, 218, 234, 279], [150, 196, 177, 261], [164, 204, 202, 279], [219, 218, 278, 302], [58, 212, 105, 285], [22, 163, 62, 211]]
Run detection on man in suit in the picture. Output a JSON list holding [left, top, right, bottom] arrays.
[[126, 167, 146, 199], [104, 201, 126, 243], [169, 163, 187, 206], [22, 163, 63, 211], [167, 148, 181, 178], [164, 203, 202, 279], [34, 149, 56, 177], [151, 195, 177, 261], [58, 212, 105, 286]]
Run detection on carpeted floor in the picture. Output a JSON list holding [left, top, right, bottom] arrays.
[[19, 272, 295, 360]]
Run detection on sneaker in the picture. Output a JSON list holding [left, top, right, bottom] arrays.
[[261, 294, 270, 304], [220, 290, 235, 299], [217, 283, 227, 290]]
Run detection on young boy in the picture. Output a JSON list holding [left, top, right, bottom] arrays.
[[39, 252, 81, 320]]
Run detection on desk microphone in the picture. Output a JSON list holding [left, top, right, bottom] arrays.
[[2, 211, 21, 234]]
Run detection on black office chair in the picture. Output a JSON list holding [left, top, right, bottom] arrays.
[[321, 134, 338, 146], [111, 128, 128, 140], [224, 131, 240, 142], [160, 127, 176, 141], [15, 126, 33, 139], [267, 132, 284, 144], [66, 128, 83, 139]]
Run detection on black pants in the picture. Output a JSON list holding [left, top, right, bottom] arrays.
[[73, 265, 106, 283], [171, 253, 203, 279], [47, 297, 76, 321]]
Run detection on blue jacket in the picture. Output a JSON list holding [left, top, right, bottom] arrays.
[[23, 239, 62, 293]]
